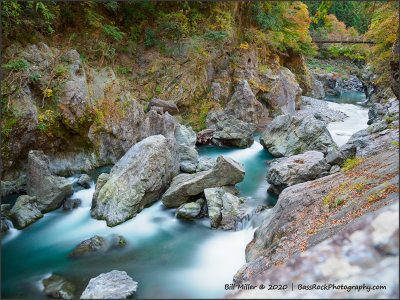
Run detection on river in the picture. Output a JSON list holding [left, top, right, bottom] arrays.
[[1, 92, 368, 299]]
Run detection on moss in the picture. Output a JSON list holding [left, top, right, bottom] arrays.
[[341, 157, 363, 172]]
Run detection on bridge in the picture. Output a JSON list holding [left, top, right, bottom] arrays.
[[311, 35, 375, 44]]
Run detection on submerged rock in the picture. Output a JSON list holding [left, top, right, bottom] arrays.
[[80, 270, 138, 299], [91, 135, 179, 226], [27, 150, 73, 213], [260, 114, 337, 157], [162, 156, 245, 208], [43, 274, 75, 299], [266, 151, 331, 195], [77, 174, 91, 189], [68, 234, 126, 258], [9, 195, 43, 229]]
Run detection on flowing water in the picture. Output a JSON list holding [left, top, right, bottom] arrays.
[[1, 92, 368, 299]]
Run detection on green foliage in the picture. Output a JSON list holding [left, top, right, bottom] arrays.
[[103, 25, 126, 42], [341, 157, 363, 172], [203, 31, 228, 42], [326, 45, 367, 62], [2, 59, 29, 71], [144, 28, 157, 48]]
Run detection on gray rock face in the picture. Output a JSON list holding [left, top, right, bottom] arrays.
[[325, 149, 346, 166], [92, 173, 109, 209], [91, 135, 179, 226], [259, 67, 303, 115], [347, 128, 399, 158], [27, 151, 74, 213], [308, 73, 325, 99], [177, 145, 199, 173], [1, 175, 27, 198], [266, 151, 331, 195], [225, 80, 264, 124], [229, 202, 399, 299], [10, 195, 43, 229], [176, 199, 203, 219], [63, 198, 82, 211], [260, 114, 337, 157], [212, 118, 256, 148], [162, 156, 245, 208], [88, 96, 145, 165], [43, 274, 75, 299], [148, 98, 179, 115], [175, 123, 196, 148], [204, 187, 246, 230], [175, 124, 199, 173], [368, 103, 387, 125], [77, 174, 91, 189], [80, 270, 138, 299], [196, 157, 216, 172], [342, 75, 364, 93], [139, 110, 176, 140]]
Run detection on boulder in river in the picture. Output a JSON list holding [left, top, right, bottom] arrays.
[[91, 173, 109, 209], [176, 199, 204, 219], [9, 195, 43, 229], [196, 156, 216, 172], [77, 174, 91, 189], [162, 155, 245, 208], [175, 123, 199, 173], [91, 135, 179, 226], [63, 198, 82, 211], [80, 270, 138, 299], [204, 187, 247, 230], [260, 114, 337, 157], [266, 151, 331, 195], [43, 274, 75, 299], [68, 235, 126, 258], [212, 118, 256, 148], [27, 150, 74, 213]]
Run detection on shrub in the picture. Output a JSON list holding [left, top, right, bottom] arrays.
[[2, 59, 29, 71], [144, 28, 157, 48], [103, 24, 126, 42]]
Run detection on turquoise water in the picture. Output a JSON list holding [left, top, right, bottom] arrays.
[[1, 137, 275, 299], [325, 91, 367, 106]]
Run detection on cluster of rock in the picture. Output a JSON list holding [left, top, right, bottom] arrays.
[[67, 234, 126, 258], [162, 155, 247, 230], [42, 270, 138, 299]]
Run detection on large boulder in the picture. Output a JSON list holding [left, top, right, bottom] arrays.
[[43, 274, 75, 299], [91, 135, 179, 226], [212, 118, 256, 148], [204, 187, 247, 230], [196, 156, 216, 172], [139, 110, 176, 140], [259, 67, 303, 115], [175, 123, 196, 147], [80, 270, 138, 299], [162, 156, 245, 208], [148, 98, 179, 115], [260, 114, 337, 157], [77, 174, 91, 189], [266, 151, 331, 195], [91, 173, 109, 209], [9, 195, 43, 229], [27, 151, 73, 213], [225, 80, 264, 124]]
